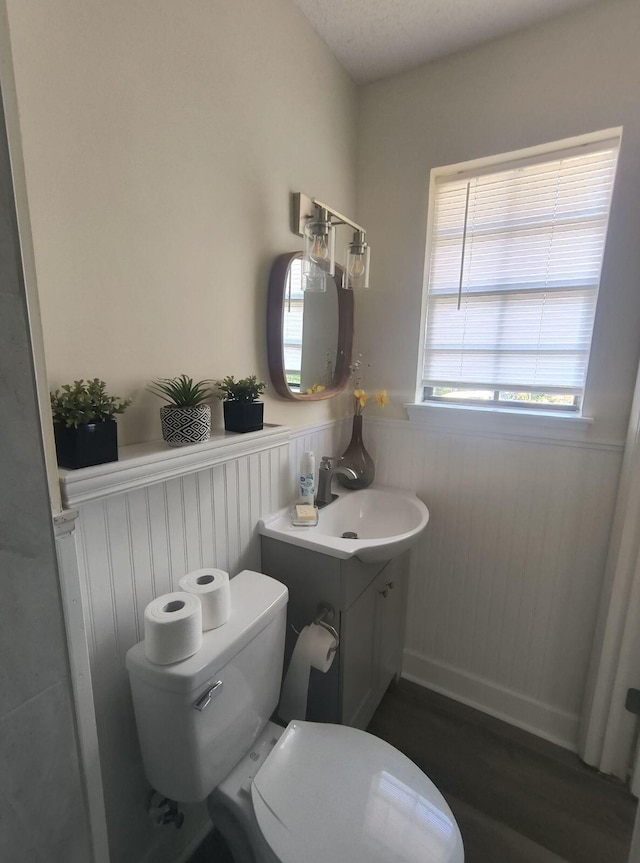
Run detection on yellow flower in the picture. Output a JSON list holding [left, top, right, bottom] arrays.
[[305, 383, 326, 394], [354, 388, 369, 408], [374, 389, 389, 408]]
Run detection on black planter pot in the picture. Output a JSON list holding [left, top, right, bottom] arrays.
[[54, 419, 118, 469], [223, 401, 264, 433]]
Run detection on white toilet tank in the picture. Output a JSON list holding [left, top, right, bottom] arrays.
[[126, 570, 288, 803]]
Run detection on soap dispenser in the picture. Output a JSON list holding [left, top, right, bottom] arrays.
[[299, 451, 316, 504], [291, 451, 318, 526]]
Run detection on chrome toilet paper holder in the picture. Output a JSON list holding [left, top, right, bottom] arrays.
[[291, 602, 340, 655]]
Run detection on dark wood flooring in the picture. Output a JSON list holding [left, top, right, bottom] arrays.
[[189, 680, 636, 862]]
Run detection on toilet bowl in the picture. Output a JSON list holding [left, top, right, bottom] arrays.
[[126, 570, 464, 863]]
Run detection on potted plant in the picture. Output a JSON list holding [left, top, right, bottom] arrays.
[[147, 375, 214, 447], [50, 378, 131, 469], [216, 375, 266, 433]]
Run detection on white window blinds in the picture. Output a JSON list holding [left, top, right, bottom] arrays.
[[420, 136, 620, 397]]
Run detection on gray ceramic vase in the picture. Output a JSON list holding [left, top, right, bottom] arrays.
[[336, 414, 375, 489]]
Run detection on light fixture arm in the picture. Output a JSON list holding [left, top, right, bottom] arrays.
[[311, 198, 365, 235], [292, 192, 365, 238]]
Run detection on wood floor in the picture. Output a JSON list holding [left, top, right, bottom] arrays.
[[368, 681, 635, 863], [189, 680, 636, 863]]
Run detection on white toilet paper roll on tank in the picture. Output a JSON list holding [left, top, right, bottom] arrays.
[[144, 592, 203, 665], [278, 623, 336, 723], [179, 568, 231, 630]]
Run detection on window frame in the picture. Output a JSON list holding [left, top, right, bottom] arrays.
[[414, 128, 622, 417]]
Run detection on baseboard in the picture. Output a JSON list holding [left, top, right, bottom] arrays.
[[402, 649, 579, 752]]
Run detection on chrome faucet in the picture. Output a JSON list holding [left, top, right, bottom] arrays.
[[315, 456, 358, 508]]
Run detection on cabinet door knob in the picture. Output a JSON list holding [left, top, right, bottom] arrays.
[[379, 588, 389, 598], [386, 580, 395, 590]]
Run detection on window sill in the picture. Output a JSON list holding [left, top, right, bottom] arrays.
[[405, 401, 595, 445]]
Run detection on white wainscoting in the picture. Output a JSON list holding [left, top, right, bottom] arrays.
[[56, 421, 343, 863], [55, 413, 623, 863], [361, 416, 623, 749]]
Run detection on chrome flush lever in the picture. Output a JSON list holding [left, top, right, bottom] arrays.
[[193, 680, 223, 711]]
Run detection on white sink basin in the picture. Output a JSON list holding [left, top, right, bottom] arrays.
[[258, 485, 429, 562]]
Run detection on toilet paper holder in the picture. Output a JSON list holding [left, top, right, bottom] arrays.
[[291, 602, 339, 656]]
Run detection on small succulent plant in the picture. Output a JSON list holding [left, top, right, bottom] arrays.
[[50, 379, 131, 428], [147, 375, 214, 407], [215, 375, 267, 403]]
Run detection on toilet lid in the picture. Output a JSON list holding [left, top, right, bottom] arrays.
[[251, 721, 464, 863]]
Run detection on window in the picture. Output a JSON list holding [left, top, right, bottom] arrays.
[[418, 132, 621, 412], [283, 259, 304, 390]]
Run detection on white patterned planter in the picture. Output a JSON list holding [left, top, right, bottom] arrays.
[[160, 405, 211, 447]]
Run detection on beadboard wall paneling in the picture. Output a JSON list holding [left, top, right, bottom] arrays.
[[61, 412, 620, 861], [361, 417, 623, 749], [69, 420, 344, 863]]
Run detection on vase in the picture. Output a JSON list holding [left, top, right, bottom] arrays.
[[160, 405, 211, 447], [223, 401, 264, 433], [54, 419, 118, 469], [336, 414, 375, 489]]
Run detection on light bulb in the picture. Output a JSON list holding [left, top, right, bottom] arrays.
[[303, 213, 335, 277], [343, 232, 370, 289], [348, 253, 365, 279], [310, 233, 330, 264]]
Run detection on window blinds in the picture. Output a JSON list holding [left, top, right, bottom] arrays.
[[421, 138, 620, 395]]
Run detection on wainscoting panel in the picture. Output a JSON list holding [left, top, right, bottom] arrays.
[[61, 421, 344, 863], [57, 415, 621, 861], [362, 418, 623, 749]]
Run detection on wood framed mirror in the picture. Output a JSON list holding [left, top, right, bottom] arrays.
[[267, 252, 354, 400]]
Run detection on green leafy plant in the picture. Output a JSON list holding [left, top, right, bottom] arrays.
[[50, 379, 132, 428], [215, 375, 266, 403], [147, 375, 214, 407]]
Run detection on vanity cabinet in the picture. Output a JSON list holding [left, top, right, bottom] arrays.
[[261, 537, 409, 730]]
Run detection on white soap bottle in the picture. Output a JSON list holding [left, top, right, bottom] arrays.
[[299, 451, 316, 505]]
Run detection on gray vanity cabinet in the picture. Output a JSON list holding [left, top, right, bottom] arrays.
[[261, 536, 409, 730]]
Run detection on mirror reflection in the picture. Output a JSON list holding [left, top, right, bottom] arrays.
[[283, 258, 338, 394], [267, 252, 353, 401]]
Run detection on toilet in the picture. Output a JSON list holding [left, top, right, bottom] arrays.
[[126, 570, 464, 863]]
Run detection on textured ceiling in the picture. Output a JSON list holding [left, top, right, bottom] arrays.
[[293, 0, 604, 83]]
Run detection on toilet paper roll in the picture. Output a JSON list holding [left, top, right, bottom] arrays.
[[144, 591, 203, 665], [278, 623, 336, 723], [179, 568, 231, 631]]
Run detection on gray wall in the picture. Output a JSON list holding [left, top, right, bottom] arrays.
[[0, 87, 91, 862]]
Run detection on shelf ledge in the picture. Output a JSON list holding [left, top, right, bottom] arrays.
[[59, 424, 290, 507]]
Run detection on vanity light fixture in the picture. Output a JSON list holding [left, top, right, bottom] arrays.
[[293, 193, 370, 291]]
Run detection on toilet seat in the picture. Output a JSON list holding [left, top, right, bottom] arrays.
[[251, 720, 464, 863]]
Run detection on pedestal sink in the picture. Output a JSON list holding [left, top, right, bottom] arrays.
[[258, 485, 429, 562]]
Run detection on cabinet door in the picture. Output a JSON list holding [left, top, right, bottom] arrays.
[[340, 579, 379, 729], [377, 557, 407, 696]]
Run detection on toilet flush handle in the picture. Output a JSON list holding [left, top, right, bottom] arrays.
[[194, 680, 223, 711]]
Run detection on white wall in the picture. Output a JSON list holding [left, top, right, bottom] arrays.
[[357, 0, 640, 446], [354, 0, 640, 748], [4, 0, 358, 446]]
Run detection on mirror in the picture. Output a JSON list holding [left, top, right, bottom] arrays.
[[267, 252, 354, 400]]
